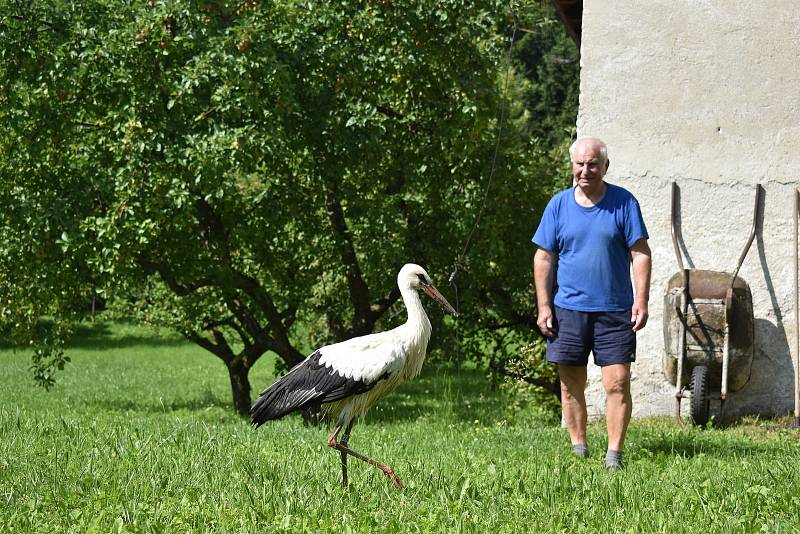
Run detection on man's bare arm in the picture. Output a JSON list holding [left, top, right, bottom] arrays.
[[533, 248, 557, 337], [630, 238, 652, 331]]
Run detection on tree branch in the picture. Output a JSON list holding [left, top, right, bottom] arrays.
[[194, 197, 232, 262], [74, 121, 106, 130], [281, 305, 297, 331], [148, 196, 301, 368], [233, 272, 303, 365], [183, 328, 234, 364], [223, 293, 273, 351], [322, 177, 372, 336], [479, 285, 539, 331], [138, 256, 213, 296], [491, 361, 561, 402], [370, 285, 401, 319], [375, 104, 423, 133]]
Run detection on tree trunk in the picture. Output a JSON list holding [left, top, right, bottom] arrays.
[[228, 361, 252, 416]]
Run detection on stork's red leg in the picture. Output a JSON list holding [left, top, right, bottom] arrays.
[[326, 423, 403, 490]]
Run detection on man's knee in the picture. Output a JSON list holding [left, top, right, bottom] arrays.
[[559, 371, 588, 407], [604, 378, 630, 398], [560, 380, 582, 403], [602, 365, 631, 397]]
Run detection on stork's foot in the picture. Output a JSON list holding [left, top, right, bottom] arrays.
[[377, 464, 403, 490], [326, 423, 403, 490]]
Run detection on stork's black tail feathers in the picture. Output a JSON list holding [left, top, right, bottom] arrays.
[[250, 360, 320, 427], [250, 349, 381, 428], [250, 350, 343, 427]]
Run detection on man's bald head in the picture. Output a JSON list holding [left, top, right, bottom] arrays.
[[569, 136, 609, 165]]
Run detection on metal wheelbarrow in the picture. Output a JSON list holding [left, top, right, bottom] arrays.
[[663, 183, 762, 426]]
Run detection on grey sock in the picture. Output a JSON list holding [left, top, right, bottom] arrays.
[[572, 443, 590, 458], [605, 449, 623, 470]]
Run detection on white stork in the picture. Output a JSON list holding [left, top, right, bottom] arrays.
[[250, 263, 456, 489]]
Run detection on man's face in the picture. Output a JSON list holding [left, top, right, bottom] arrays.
[[571, 142, 608, 190]]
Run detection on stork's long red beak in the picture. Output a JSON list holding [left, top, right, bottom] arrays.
[[421, 284, 458, 316]]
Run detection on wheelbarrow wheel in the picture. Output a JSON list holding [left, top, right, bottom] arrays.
[[690, 365, 711, 427]]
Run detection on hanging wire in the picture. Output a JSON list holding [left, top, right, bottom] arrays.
[[449, 5, 519, 386], [449, 8, 519, 289]]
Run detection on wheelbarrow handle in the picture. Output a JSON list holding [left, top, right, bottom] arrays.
[[670, 182, 684, 272], [730, 184, 763, 290]]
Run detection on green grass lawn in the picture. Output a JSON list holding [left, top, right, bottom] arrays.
[[1, 321, 799, 533]]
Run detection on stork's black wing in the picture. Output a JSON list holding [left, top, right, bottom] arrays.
[[250, 350, 386, 427]]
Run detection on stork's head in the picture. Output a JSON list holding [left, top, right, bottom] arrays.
[[398, 264, 458, 315]]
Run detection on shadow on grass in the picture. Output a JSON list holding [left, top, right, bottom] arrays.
[[90, 364, 514, 424], [91, 393, 233, 415], [634, 428, 772, 458], [66, 321, 187, 351], [0, 320, 187, 351], [49, 320, 551, 424], [365, 365, 512, 425]]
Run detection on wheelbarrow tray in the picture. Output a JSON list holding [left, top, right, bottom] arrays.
[[663, 269, 754, 392]]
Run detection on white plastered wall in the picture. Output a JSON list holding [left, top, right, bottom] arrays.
[[576, 1, 799, 420]]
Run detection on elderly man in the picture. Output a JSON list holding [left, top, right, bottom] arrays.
[[532, 136, 651, 470]]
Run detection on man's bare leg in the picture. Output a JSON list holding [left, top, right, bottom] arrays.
[[602, 363, 632, 469], [558, 364, 588, 455]]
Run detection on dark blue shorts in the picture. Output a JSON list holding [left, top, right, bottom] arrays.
[[546, 306, 636, 367]]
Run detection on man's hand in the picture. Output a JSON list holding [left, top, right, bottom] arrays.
[[631, 299, 649, 331], [537, 303, 556, 337]]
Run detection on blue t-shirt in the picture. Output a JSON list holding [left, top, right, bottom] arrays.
[[532, 183, 648, 312]]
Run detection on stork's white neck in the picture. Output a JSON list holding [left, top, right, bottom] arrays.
[[400, 288, 431, 376], [400, 288, 431, 328]]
